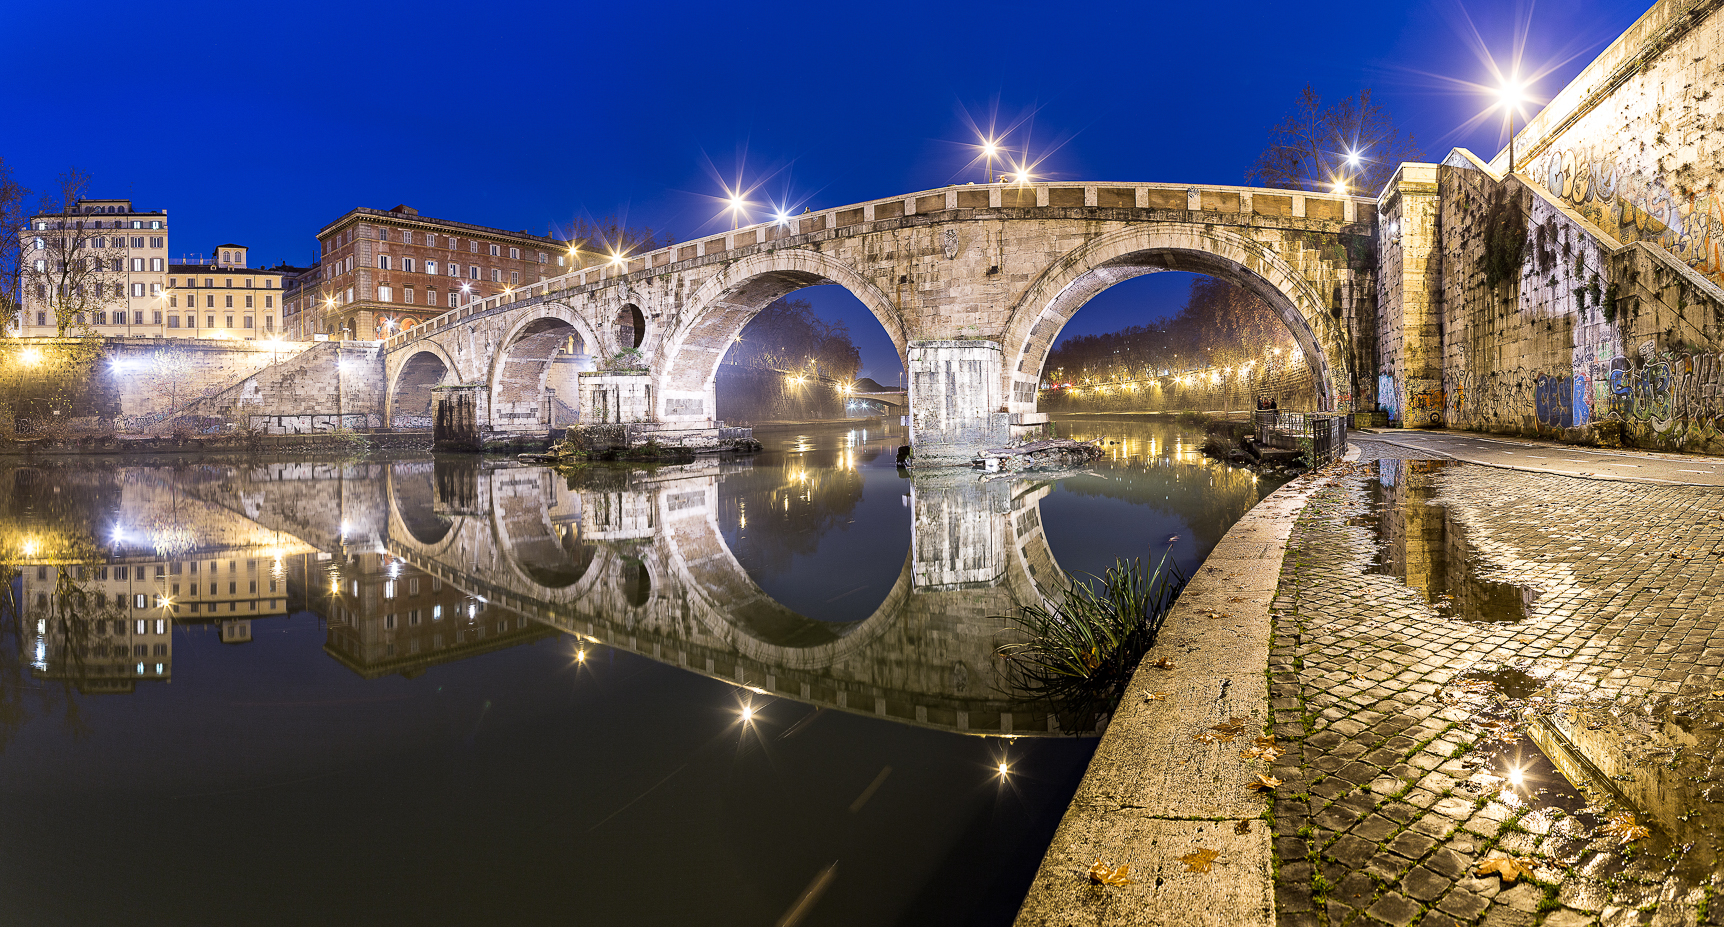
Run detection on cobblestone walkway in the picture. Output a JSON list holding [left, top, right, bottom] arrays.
[[1268, 440, 1724, 927]]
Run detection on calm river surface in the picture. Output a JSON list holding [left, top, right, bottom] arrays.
[[1, 415, 1285, 927]]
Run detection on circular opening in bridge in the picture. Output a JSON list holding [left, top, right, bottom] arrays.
[[510, 517, 596, 589], [615, 304, 645, 350], [390, 350, 450, 431], [494, 316, 589, 429]]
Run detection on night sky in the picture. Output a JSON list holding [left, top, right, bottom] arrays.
[[7, 0, 1652, 381]]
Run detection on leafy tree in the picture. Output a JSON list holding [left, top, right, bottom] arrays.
[[725, 297, 862, 381], [1248, 85, 1422, 196], [1043, 278, 1299, 382]]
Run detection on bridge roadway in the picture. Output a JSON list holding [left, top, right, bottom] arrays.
[[187, 457, 1102, 736], [366, 180, 1374, 460]]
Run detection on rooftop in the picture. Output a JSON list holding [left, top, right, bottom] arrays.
[[317, 205, 568, 248]]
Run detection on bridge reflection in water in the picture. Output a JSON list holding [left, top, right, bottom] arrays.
[[231, 454, 1081, 736]]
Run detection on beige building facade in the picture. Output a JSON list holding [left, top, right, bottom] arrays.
[[19, 198, 168, 336]]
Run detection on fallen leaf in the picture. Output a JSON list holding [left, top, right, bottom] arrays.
[[1475, 856, 1536, 884], [1152, 658, 1176, 670], [1241, 744, 1285, 761], [1601, 811, 1650, 843], [1253, 736, 1277, 748], [1246, 774, 1282, 792], [1087, 859, 1132, 886], [1194, 730, 1233, 744], [1212, 717, 1247, 736], [1234, 819, 1252, 834], [1144, 692, 1167, 701], [1227, 596, 1246, 603], [1178, 848, 1220, 873]]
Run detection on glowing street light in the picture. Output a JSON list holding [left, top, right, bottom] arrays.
[[979, 137, 1001, 183], [1346, 149, 1361, 169], [1499, 79, 1525, 173]]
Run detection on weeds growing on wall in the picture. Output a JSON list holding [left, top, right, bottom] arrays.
[[1483, 186, 1527, 290], [996, 552, 1188, 722]]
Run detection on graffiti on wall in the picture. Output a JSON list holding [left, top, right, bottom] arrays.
[[1535, 146, 1724, 281], [1446, 340, 1724, 445], [247, 413, 380, 434]]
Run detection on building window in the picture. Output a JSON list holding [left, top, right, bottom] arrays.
[[448, 292, 457, 308], [244, 316, 253, 328], [244, 295, 253, 308], [150, 258, 163, 272], [378, 255, 391, 270], [35, 312, 44, 326], [489, 244, 500, 256], [448, 263, 459, 277], [225, 295, 233, 308], [150, 283, 161, 296], [168, 296, 177, 308], [510, 271, 519, 285], [168, 315, 179, 328], [153, 311, 162, 324], [469, 241, 479, 253], [468, 265, 479, 279], [150, 237, 163, 248], [404, 288, 414, 304], [538, 252, 547, 263], [265, 315, 273, 330], [264, 295, 272, 308], [490, 269, 501, 282], [131, 237, 143, 248], [402, 231, 413, 244], [206, 295, 215, 307], [130, 258, 144, 272], [509, 247, 519, 260], [131, 283, 144, 297], [378, 286, 392, 303], [426, 260, 438, 275], [187, 314, 196, 327], [207, 315, 215, 328], [225, 315, 233, 328], [403, 258, 415, 273], [245, 278, 253, 288]]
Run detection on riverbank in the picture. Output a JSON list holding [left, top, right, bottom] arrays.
[[1020, 434, 1724, 927]]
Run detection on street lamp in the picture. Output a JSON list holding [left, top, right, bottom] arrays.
[[1499, 79, 1524, 173], [980, 138, 999, 184]]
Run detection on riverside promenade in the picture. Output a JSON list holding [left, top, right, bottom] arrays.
[[1017, 432, 1724, 927]]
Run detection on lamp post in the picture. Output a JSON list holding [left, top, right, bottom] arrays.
[[981, 139, 999, 184], [1500, 80, 1524, 173]]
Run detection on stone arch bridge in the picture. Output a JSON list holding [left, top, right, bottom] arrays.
[[377, 181, 1377, 460]]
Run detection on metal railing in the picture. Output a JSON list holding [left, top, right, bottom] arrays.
[[1256, 411, 1348, 467]]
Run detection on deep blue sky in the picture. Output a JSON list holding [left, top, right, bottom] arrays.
[[7, 0, 1649, 380]]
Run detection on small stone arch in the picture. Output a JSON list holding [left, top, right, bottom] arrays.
[[486, 303, 605, 432], [384, 341, 459, 431], [656, 248, 909, 410], [613, 303, 646, 354], [1003, 223, 1352, 412]]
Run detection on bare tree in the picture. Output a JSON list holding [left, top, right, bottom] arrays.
[[20, 169, 129, 336], [0, 158, 28, 331], [1248, 86, 1422, 196]]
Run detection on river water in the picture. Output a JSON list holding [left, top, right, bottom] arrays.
[[0, 415, 1285, 927]]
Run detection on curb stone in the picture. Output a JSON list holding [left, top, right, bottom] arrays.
[[1013, 474, 1327, 927]]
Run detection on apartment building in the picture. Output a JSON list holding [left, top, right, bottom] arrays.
[[19, 198, 168, 337], [283, 204, 579, 341], [21, 554, 289, 693], [164, 245, 296, 339]]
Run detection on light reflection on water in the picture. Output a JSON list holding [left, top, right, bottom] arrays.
[[0, 416, 1284, 926]]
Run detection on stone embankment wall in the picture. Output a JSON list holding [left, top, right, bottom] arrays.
[[1375, 0, 1724, 451], [1038, 367, 1316, 415], [0, 337, 316, 436], [186, 341, 386, 434], [713, 365, 847, 423]]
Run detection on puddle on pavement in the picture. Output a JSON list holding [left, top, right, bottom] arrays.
[[1350, 459, 1539, 622]]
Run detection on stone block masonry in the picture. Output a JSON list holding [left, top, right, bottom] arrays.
[[188, 341, 385, 434]]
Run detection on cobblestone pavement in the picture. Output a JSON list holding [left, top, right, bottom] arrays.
[[1359, 430, 1724, 487], [1267, 439, 1724, 927]]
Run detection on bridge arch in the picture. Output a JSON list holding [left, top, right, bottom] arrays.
[[656, 249, 909, 420], [385, 341, 459, 432], [487, 303, 605, 431], [1004, 223, 1352, 411]]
